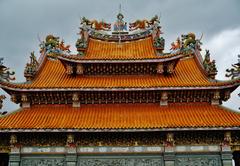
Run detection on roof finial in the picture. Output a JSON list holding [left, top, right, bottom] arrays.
[[119, 4, 122, 14]]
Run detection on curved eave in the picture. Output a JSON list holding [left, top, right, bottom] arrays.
[[0, 80, 239, 93], [58, 53, 185, 64], [1, 127, 240, 133]]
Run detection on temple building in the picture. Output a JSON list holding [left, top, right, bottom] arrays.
[[1, 12, 240, 166]]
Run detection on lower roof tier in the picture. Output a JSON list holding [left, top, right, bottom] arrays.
[[1, 57, 238, 90], [0, 103, 240, 131]]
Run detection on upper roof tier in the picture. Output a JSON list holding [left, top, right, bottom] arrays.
[[0, 55, 239, 91], [66, 37, 161, 60]]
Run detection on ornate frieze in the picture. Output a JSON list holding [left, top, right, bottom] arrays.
[[176, 156, 221, 166], [78, 158, 162, 166], [21, 158, 65, 166]]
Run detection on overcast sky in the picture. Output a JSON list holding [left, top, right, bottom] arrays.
[[0, 0, 239, 112]]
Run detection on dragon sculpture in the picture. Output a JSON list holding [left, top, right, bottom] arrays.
[[129, 15, 160, 31], [203, 50, 217, 79], [39, 35, 71, 55], [226, 54, 240, 79], [81, 17, 111, 31], [181, 32, 202, 50], [0, 58, 15, 82]]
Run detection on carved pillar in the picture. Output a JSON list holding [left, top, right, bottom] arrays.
[[160, 91, 168, 106], [156, 63, 164, 74], [221, 132, 233, 166], [66, 134, 77, 166], [76, 64, 84, 75], [211, 91, 220, 105], [72, 93, 80, 107], [66, 65, 73, 75], [164, 133, 175, 166], [9, 134, 20, 166], [21, 94, 30, 108]]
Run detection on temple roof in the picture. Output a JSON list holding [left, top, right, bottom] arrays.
[[1, 56, 239, 91], [67, 37, 159, 60], [0, 103, 240, 131]]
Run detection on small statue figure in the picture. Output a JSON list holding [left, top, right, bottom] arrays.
[[66, 134, 75, 147], [170, 37, 181, 51], [0, 58, 15, 82], [81, 17, 111, 31], [226, 54, 240, 79], [164, 133, 175, 147], [113, 13, 127, 32], [59, 40, 71, 53], [203, 50, 217, 79], [222, 132, 232, 146], [10, 134, 18, 147], [129, 15, 160, 31]]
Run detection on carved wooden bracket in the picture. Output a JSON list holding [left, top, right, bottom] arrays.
[[21, 94, 30, 108], [72, 93, 80, 107], [66, 65, 73, 75], [156, 61, 176, 75], [160, 91, 168, 106], [76, 64, 84, 75], [211, 91, 220, 105]]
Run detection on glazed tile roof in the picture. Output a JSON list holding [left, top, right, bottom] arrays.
[[80, 37, 158, 60], [0, 103, 240, 130], [1, 57, 237, 90]]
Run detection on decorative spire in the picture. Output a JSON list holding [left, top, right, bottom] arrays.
[[24, 51, 39, 81], [203, 50, 217, 79]]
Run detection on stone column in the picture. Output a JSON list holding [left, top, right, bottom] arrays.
[[163, 133, 175, 166], [9, 134, 21, 166], [66, 134, 77, 166]]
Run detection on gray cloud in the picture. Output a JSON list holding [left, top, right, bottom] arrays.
[[0, 0, 239, 112]]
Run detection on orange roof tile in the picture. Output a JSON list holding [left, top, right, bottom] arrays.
[[1, 57, 235, 90], [0, 103, 240, 130], [83, 37, 158, 60]]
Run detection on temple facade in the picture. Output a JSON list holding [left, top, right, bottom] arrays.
[[0, 13, 240, 166]]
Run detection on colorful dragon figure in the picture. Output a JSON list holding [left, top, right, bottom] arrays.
[[0, 58, 15, 82], [181, 33, 203, 50], [129, 15, 160, 31], [226, 54, 240, 79], [81, 17, 111, 31]]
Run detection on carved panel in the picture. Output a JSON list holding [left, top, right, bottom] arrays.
[[176, 155, 221, 166], [78, 158, 162, 166], [21, 158, 65, 166]]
